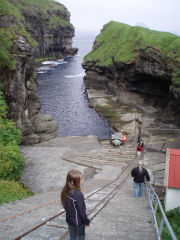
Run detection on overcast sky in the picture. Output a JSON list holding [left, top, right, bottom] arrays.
[[57, 0, 180, 36]]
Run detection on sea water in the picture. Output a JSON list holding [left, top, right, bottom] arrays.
[[37, 34, 111, 139]]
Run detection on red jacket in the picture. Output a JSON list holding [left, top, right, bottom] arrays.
[[136, 145, 142, 152]]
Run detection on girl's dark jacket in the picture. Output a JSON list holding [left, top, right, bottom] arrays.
[[131, 167, 150, 183], [64, 190, 90, 227]]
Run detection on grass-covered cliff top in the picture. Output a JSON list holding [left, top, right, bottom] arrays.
[[84, 21, 180, 67], [0, 0, 35, 69], [0, 0, 72, 69], [12, 0, 66, 12], [85, 21, 180, 65], [84, 21, 180, 87]]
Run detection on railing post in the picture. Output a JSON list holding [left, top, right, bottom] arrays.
[[146, 182, 177, 240], [146, 183, 159, 236], [158, 216, 165, 238], [152, 201, 158, 226]]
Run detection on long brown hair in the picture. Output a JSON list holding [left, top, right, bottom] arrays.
[[138, 161, 143, 174], [61, 170, 82, 207]]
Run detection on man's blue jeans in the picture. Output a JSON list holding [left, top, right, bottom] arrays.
[[68, 224, 85, 240], [134, 182, 144, 197]]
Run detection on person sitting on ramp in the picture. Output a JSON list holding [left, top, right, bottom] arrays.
[[111, 130, 126, 149]]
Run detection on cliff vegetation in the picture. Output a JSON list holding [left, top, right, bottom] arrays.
[[0, 0, 72, 69], [0, 0, 76, 147], [0, 0, 75, 203], [83, 21, 180, 95], [0, 84, 33, 204]]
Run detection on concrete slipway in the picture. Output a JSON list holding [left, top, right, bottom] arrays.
[[0, 136, 156, 240]]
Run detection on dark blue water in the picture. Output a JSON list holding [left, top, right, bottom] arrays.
[[37, 34, 111, 139]]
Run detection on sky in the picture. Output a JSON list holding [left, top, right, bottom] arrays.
[[57, 0, 180, 36]]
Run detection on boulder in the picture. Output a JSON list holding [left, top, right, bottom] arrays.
[[33, 113, 59, 133], [38, 131, 59, 142], [21, 134, 40, 145]]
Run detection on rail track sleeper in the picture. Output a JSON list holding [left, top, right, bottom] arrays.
[[65, 158, 127, 167], [76, 159, 126, 167], [86, 201, 101, 210], [82, 156, 131, 162], [86, 191, 109, 197], [149, 162, 165, 166], [84, 188, 102, 198], [85, 198, 101, 202], [96, 188, 118, 194], [80, 156, 132, 161], [46, 222, 68, 229], [62, 158, 103, 170], [87, 195, 109, 201]]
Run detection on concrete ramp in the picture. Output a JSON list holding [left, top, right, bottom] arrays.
[[86, 177, 156, 240], [0, 136, 157, 239]]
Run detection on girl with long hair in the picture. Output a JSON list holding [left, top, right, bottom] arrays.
[[61, 170, 90, 240]]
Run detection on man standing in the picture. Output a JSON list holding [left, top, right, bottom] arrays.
[[131, 161, 150, 197]]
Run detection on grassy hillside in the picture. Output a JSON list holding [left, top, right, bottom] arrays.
[[49, 15, 73, 28], [0, 0, 71, 69], [84, 21, 180, 86], [12, 0, 66, 11], [0, 0, 36, 69], [85, 21, 180, 66]]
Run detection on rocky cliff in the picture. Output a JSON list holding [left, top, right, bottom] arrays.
[[0, 0, 77, 144], [21, 1, 77, 58], [83, 21, 180, 121]]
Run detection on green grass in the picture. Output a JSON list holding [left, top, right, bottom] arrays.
[[0, 0, 37, 48], [0, 85, 33, 203], [0, 180, 34, 205], [0, 84, 33, 203], [12, 0, 66, 12], [92, 103, 134, 130], [156, 206, 180, 239], [94, 105, 120, 122], [85, 22, 180, 67], [0, 0, 71, 69], [0, 84, 24, 181], [84, 21, 180, 68], [172, 69, 180, 87], [0, 0, 37, 69], [0, 0, 70, 203], [49, 15, 73, 28], [84, 21, 180, 91]]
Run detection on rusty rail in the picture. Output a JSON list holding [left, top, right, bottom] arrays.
[[13, 152, 136, 240]]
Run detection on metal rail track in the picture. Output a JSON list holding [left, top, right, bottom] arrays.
[[64, 157, 130, 167], [1, 145, 135, 236], [0, 151, 134, 225], [0, 199, 60, 224], [13, 152, 136, 240]]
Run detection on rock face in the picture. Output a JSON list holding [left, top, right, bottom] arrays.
[[84, 48, 172, 97], [83, 21, 180, 116], [0, 0, 77, 144], [21, 7, 77, 58]]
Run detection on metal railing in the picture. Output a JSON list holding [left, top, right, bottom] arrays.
[[146, 183, 177, 240]]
